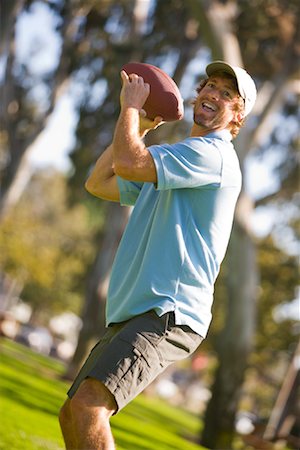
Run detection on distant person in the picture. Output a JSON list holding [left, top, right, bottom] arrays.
[[59, 60, 256, 449]]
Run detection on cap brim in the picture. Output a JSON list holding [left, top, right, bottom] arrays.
[[206, 61, 242, 96], [206, 61, 236, 79]]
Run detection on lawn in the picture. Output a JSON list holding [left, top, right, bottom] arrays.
[[0, 337, 206, 450]]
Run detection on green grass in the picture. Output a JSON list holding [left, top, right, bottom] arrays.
[[0, 337, 206, 450]]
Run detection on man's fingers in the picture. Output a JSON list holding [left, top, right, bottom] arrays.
[[121, 71, 149, 89], [120, 71, 150, 112], [120, 70, 129, 83]]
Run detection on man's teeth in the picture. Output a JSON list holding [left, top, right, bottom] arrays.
[[202, 102, 216, 111]]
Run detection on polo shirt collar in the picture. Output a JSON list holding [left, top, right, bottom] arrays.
[[204, 129, 232, 142]]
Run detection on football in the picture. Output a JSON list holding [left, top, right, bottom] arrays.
[[122, 62, 184, 122]]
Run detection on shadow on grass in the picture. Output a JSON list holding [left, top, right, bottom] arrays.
[[111, 396, 203, 449], [1, 374, 63, 416], [124, 396, 202, 437], [0, 347, 65, 379], [0, 346, 67, 417]]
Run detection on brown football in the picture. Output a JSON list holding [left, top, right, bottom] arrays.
[[122, 62, 184, 122]]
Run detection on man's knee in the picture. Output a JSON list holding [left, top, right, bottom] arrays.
[[69, 378, 117, 420]]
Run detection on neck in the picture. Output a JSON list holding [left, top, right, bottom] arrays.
[[190, 123, 230, 137]]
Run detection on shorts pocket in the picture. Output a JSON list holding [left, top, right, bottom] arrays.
[[118, 329, 160, 369], [115, 332, 162, 400]]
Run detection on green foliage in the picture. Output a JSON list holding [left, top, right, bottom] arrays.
[[239, 233, 299, 419], [0, 338, 206, 450], [0, 171, 102, 319], [254, 233, 298, 361]]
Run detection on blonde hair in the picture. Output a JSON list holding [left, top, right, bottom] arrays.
[[194, 73, 245, 138]]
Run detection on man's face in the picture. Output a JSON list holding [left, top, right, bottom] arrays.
[[193, 75, 242, 132]]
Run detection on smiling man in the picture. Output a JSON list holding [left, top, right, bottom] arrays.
[[59, 60, 257, 450]]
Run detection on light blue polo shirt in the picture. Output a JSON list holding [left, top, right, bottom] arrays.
[[106, 130, 241, 337]]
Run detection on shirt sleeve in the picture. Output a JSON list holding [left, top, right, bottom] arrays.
[[117, 177, 144, 206], [148, 138, 222, 190]]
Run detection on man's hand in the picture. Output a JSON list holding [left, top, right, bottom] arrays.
[[120, 71, 164, 137], [120, 70, 150, 112]]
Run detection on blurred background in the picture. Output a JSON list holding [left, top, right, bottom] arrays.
[[0, 0, 299, 449]]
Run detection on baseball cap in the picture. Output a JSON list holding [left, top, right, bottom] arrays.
[[206, 61, 257, 116]]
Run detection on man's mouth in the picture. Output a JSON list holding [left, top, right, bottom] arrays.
[[202, 101, 217, 112]]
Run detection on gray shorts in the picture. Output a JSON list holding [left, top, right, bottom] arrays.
[[67, 310, 203, 412]]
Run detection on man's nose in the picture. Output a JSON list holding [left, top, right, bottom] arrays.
[[210, 88, 219, 101]]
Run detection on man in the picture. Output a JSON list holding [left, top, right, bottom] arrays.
[[59, 60, 257, 449]]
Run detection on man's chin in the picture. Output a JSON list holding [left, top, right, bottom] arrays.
[[193, 114, 209, 127]]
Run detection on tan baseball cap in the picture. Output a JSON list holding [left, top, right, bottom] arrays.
[[206, 60, 257, 116]]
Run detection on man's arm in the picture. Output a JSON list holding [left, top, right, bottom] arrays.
[[85, 144, 120, 202], [85, 108, 163, 202], [112, 71, 162, 183], [85, 71, 164, 201]]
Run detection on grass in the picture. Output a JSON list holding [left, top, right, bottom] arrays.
[[0, 337, 206, 450]]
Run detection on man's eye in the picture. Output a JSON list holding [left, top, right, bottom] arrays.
[[223, 91, 231, 98], [208, 83, 215, 88]]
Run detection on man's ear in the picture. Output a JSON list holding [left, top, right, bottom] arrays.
[[234, 111, 244, 122]]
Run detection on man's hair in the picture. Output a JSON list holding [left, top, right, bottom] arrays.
[[194, 71, 245, 138]]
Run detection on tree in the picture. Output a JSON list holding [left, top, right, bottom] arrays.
[[0, 170, 98, 321]]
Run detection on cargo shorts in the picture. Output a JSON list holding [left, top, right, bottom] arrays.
[[67, 310, 203, 412]]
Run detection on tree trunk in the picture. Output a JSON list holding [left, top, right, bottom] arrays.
[[0, 0, 23, 55], [64, 202, 130, 380], [201, 215, 258, 448]]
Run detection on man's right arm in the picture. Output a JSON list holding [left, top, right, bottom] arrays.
[[85, 71, 164, 203], [85, 144, 120, 202]]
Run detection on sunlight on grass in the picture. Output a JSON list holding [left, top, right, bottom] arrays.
[[0, 338, 206, 449]]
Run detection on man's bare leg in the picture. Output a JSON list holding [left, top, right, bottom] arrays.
[[59, 398, 77, 449], [59, 378, 117, 450]]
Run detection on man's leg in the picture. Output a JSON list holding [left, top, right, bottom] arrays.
[[59, 377, 117, 450], [59, 311, 203, 449], [59, 398, 77, 449]]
